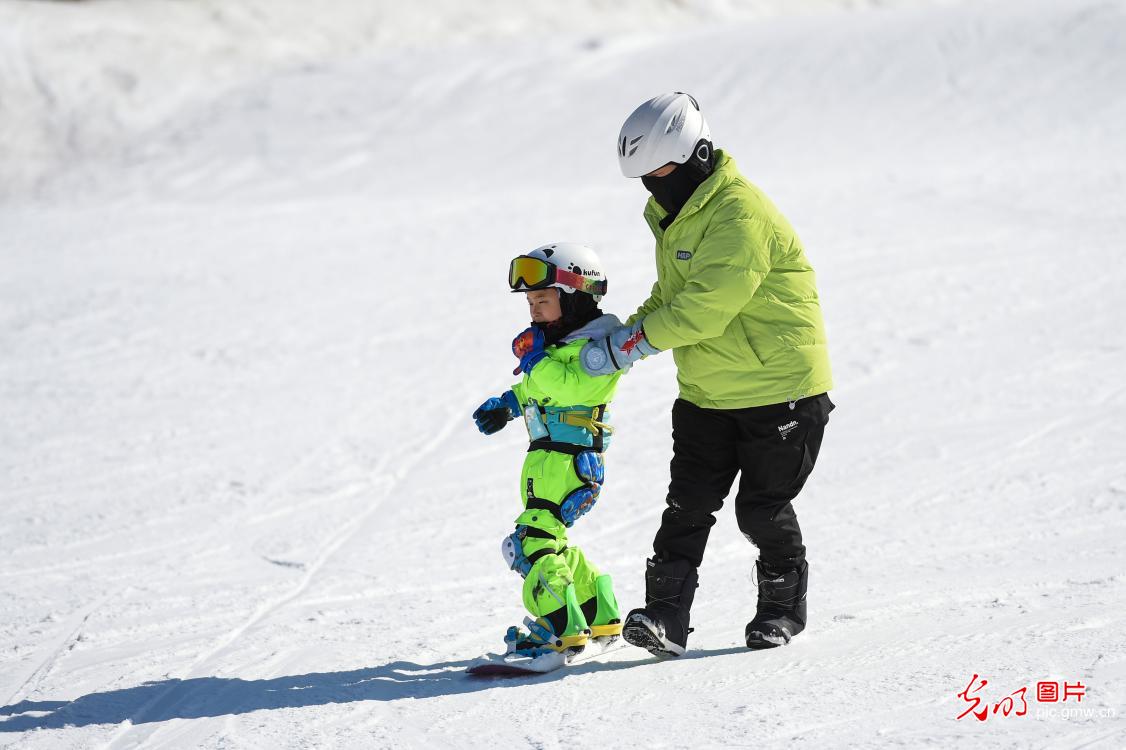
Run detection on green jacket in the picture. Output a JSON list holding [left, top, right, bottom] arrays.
[[512, 315, 625, 422], [630, 150, 833, 409]]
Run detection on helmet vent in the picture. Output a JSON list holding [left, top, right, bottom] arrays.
[[666, 110, 685, 134]]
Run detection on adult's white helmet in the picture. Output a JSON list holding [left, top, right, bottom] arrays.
[[617, 92, 712, 178], [510, 242, 607, 301]]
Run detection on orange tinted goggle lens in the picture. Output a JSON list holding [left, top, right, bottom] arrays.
[[508, 256, 553, 290]]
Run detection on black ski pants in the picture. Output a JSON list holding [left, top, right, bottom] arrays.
[[653, 393, 834, 569]]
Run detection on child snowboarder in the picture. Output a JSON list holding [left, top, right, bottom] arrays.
[[472, 242, 628, 657]]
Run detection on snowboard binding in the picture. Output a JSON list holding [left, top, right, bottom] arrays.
[[504, 617, 589, 657]]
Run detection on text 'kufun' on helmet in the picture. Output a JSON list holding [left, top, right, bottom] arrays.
[[617, 92, 712, 178]]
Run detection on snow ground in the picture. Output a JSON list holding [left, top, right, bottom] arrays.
[[1, 0, 1124, 747]]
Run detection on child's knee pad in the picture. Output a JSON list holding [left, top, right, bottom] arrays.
[[501, 526, 534, 577], [574, 450, 604, 484]]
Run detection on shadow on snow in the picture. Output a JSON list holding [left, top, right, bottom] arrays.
[[0, 647, 747, 732]]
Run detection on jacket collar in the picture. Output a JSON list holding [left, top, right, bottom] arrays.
[[560, 313, 623, 344]]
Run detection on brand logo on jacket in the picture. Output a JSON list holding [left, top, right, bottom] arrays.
[[676, 250, 692, 260], [777, 420, 799, 440]]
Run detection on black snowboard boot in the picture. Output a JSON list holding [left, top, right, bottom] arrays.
[[622, 557, 698, 658], [745, 559, 808, 649]]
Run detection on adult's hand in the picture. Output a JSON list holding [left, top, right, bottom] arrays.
[[579, 319, 660, 376]]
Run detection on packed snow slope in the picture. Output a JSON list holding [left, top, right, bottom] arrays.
[[2, 0, 1125, 747]]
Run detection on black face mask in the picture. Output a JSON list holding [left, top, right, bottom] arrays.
[[642, 169, 704, 215], [641, 141, 716, 219]]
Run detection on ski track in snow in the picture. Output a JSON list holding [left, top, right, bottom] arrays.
[[3, 597, 109, 710], [3, 0, 1126, 747], [101, 416, 466, 749]]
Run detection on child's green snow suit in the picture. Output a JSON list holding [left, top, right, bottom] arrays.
[[508, 315, 625, 635]]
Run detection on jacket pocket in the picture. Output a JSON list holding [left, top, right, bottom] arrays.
[[737, 318, 766, 368]]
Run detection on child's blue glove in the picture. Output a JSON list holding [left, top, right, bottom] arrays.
[[579, 319, 660, 376], [512, 326, 547, 375], [472, 390, 521, 435]]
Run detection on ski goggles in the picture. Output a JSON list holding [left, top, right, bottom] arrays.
[[508, 256, 607, 296]]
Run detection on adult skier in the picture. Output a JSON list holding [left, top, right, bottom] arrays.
[[581, 93, 835, 655], [472, 243, 626, 657]]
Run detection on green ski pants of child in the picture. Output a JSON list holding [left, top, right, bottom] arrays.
[[511, 448, 604, 622]]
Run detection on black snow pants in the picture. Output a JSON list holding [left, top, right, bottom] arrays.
[[653, 393, 834, 568]]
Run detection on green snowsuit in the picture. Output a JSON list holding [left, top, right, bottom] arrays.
[[509, 316, 625, 631]]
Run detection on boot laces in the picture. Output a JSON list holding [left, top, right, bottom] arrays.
[[753, 566, 798, 607], [649, 592, 682, 609], [648, 571, 688, 611]]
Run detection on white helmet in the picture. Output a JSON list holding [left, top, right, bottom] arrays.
[[509, 242, 607, 301], [617, 92, 712, 178]]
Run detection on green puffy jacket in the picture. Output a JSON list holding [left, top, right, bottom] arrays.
[[630, 150, 833, 409], [511, 315, 625, 422]]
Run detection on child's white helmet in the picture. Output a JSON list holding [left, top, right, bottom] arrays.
[[617, 92, 712, 178], [509, 242, 607, 300]]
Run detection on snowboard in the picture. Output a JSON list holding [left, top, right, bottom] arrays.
[[466, 636, 622, 677]]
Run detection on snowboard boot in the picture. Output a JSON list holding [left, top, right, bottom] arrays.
[[622, 557, 698, 658], [580, 574, 622, 643], [506, 583, 590, 656], [745, 559, 808, 649]]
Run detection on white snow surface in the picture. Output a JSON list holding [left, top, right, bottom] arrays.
[[2, 0, 1125, 747]]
